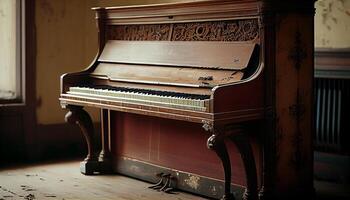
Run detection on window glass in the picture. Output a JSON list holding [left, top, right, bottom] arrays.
[[0, 0, 20, 100]]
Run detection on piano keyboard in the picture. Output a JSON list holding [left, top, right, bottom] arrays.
[[66, 86, 210, 112]]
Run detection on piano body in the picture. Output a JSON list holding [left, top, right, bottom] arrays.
[[60, 1, 315, 199]]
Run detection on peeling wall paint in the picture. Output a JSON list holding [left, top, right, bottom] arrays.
[[315, 0, 350, 48]]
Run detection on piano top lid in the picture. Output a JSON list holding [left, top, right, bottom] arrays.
[[92, 0, 258, 11], [98, 40, 257, 70]]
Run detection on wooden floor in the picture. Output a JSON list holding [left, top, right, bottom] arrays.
[[0, 160, 349, 200], [0, 160, 205, 200]]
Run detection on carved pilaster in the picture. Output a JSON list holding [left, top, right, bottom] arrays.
[[289, 29, 307, 70], [98, 109, 112, 173]]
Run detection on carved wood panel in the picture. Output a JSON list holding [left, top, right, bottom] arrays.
[[106, 19, 259, 42], [107, 24, 171, 41], [172, 19, 258, 41]]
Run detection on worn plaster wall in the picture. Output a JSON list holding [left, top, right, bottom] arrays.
[[315, 0, 350, 48], [36, 0, 98, 125], [36, 0, 202, 125]]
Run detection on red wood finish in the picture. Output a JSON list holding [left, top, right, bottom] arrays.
[[110, 111, 261, 187]]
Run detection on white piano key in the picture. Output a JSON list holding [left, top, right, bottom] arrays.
[[68, 86, 208, 111]]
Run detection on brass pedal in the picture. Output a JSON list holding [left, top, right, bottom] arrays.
[[161, 175, 177, 194], [148, 173, 165, 190], [149, 173, 177, 194], [159, 174, 171, 191]]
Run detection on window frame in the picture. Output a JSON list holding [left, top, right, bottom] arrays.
[[0, 0, 36, 160], [0, 0, 25, 105]]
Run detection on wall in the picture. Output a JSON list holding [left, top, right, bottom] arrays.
[[36, 0, 98, 125], [315, 0, 350, 48], [35, 0, 202, 125]]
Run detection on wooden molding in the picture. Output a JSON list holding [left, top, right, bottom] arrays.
[[315, 48, 350, 79], [114, 156, 245, 199], [0, 0, 38, 161]]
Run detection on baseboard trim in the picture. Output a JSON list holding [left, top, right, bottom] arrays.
[[113, 156, 245, 200], [314, 151, 350, 184]]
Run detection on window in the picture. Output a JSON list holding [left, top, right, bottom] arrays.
[[0, 0, 23, 102]]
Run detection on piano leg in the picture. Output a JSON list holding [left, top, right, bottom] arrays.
[[98, 109, 112, 173], [207, 133, 235, 200], [231, 135, 258, 200], [64, 105, 98, 175]]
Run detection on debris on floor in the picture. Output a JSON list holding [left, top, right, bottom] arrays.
[[24, 194, 35, 200]]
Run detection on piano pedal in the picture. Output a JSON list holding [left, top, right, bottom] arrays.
[[148, 173, 165, 189], [159, 174, 170, 191], [149, 173, 178, 194], [164, 187, 176, 194], [160, 175, 178, 194]]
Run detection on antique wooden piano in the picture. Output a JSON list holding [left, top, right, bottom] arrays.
[[60, 1, 315, 199]]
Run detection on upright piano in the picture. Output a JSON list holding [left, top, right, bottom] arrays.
[[60, 1, 315, 199]]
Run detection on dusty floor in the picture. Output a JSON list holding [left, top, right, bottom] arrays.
[[0, 160, 206, 200], [0, 160, 349, 200]]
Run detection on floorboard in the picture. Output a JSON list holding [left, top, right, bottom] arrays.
[[0, 160, 205, 200], [0, 160, 349, 200]]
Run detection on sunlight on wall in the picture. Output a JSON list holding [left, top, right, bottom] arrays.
[[36, 0, 202, 124], [315, 0, 350, 48]]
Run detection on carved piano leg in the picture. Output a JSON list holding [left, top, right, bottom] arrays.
[[231, 135, 258, 200], [64, 105, 98, 175], [98, 109, 112, 173], [205, 125, 235, 200]]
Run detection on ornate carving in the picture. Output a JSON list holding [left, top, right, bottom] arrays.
[[202, 120, 214, 132], [65, 105, 98, 175], [289, 89, 305, 171], [289, 30, 307, 70], [172, 19, 259, 41], [107, 24, 171, 40], [289, 104, 306, 118], [106, 19, 259, 42]]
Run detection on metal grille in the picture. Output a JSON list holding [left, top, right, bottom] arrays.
[[314, 78, 350, 153]]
